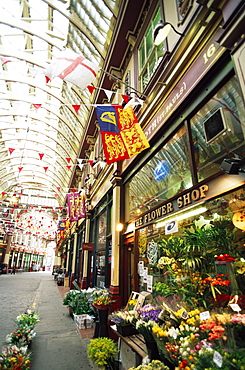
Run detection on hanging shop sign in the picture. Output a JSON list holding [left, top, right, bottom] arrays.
[[82, 242, 94, 251], [135, 184, 209, 229]]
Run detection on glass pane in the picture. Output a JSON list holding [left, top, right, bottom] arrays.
[[127, 126, 193, 220], [138, 185, 245, 297], [97, 211, 107, 250], [190, 76, 245, 181], [139, 42, 145, 70]]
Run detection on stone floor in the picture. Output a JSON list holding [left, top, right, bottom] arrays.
[[0, 271, 94, 369]]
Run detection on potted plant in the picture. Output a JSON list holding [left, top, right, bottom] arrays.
[[87, 337, 118, 370], [91, 289, 114, 310]]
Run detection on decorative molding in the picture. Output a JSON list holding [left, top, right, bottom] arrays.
[[86, 135, 96, 145]]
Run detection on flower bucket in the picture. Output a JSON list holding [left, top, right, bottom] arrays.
[[116, 324, 138, 337]]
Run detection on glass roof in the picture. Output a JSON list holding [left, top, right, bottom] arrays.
[[0, 0, 119, 239]]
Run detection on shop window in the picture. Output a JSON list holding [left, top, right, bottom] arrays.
[[137, 186, 245, 301], [126, 125, 193, 220], [190, 76, 245, 181], [138, 7, 165, 91], [96, 210, 107, 288]]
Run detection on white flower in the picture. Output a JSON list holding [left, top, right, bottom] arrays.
[[167, 327, 179, 339]]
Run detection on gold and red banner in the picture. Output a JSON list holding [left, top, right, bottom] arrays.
[[67, 192, 86, 222], [96, 105, 149, 164]]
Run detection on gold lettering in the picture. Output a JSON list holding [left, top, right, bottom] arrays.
[[183, 193, 191, 206], [156, 208, 162, 218], [162, 205, 167, 215], [177, 196, 183, 208], [167, 202, 174, 213], [151, 210, 156, 220], [199, 184, 209, 198], [191, 189, 200, 201]]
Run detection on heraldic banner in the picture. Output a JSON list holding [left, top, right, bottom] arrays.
[[67, 192, 86, 222], [95, 105, 150, 164]]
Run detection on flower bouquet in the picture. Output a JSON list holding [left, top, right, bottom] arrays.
[[91, 288, 114, 310], [15, 310, 40, 329], [0, 345, 31, 370], [136, 304, 162, 361], [6, 326, 36, 347], [109, 310, 138, 336]]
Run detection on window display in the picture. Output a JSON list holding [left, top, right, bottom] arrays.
[[190, 76, 245, 181], [127, 126, 193, 219]]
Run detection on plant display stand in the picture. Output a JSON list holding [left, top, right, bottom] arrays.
[[96, 306, 109, 338]]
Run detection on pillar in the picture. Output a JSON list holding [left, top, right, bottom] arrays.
[[81, 214, 91, 288], [66, 240, 70, 272], [3, 234, 12, 270], [70, 232, 77, 288], [109, 169, 122, 303]]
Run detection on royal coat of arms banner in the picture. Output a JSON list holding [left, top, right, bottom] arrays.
[[95, 105, 150, 164]]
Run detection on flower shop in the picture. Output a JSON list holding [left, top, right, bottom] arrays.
[[104, 184, 245, 369]]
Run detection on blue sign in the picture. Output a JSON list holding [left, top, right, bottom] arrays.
[[153, 160, 170, 181]]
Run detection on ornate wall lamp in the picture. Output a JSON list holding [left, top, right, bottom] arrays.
[[153, 21, 185, 45]]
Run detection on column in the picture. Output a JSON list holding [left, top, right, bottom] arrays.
[[66, 240, 70, 272], [109, 169, 122, 304], [70, 232, 77, 288], [71, 233, 77, 274], [3, 234, 12, 271], [81, 214, 91, 288]]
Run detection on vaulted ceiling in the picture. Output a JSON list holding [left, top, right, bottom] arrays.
[[0, 0, 120, 238], [0, 0, 119, 206]]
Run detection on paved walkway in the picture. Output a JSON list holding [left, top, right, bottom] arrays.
[[0, 271, 93, 370]]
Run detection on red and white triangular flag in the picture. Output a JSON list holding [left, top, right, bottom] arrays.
[[39, 153, 44, 160], [8, 148, 15, 155], [72, 105, 80, 114]]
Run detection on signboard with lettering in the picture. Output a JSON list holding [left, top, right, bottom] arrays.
[[82, 242, 94, 251], [135, 184, 208, 229]]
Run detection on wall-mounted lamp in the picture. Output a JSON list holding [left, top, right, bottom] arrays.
[[153, 21, 185, 46], [116, 223, 124, 232]]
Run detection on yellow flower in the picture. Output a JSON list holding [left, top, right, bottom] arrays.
[[25, 360, 30, 364], [10, 357, 17, 362], [152, 325, 160, 334], [159, 330, 168, 337]]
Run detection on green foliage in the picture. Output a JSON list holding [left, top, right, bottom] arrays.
[[158, 220, 244, 273], [158, 236, 185, 261], [63, 291, 93, 315], [195, 348, 245, 370], [87, 337, 118, 369], [153, 282, 176, 297]]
